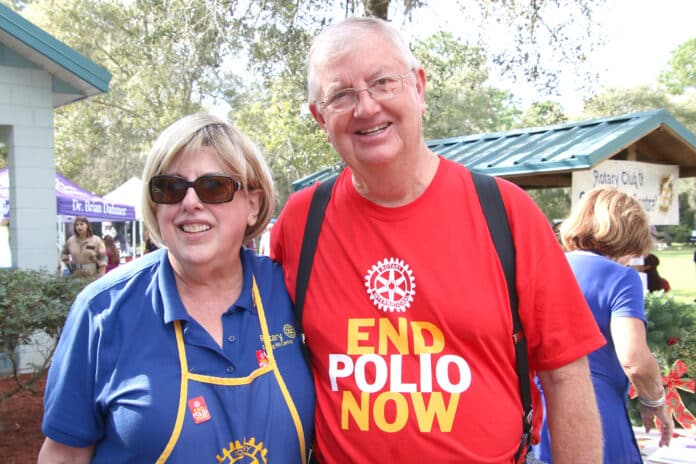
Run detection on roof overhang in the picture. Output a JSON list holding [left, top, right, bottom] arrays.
[[293, 109, 696, 191], [0, 4, 111, 107]]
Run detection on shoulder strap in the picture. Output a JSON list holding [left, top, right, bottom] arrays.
[[295, 177, 337, 344], [470, 171, 532, 463]]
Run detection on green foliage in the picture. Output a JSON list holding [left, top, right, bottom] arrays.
[[11, 0, 606, 197], [628, 293, 696, 426], [0, 143, 6, 169], [232, 78, 337, 210], [676, 187, 696, 231], [667, 224, 693, 244], [515, 101, 568, 129], [0, 269, 89, 399], [659, 37, 696, 95], [526, 187, 571, 222], [582, 86, 696, 134], [412, 32, 520, 139], [22, 0, 245, 194], [583, 87, 674, 118]]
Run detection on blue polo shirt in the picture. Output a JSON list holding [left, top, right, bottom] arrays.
[[42, 247, 315, 462]]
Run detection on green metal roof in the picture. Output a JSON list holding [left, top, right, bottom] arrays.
[[0, 4, 111, 107], [293, 109, 696, 191]]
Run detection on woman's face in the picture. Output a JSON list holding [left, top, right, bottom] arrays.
[[74, 221, 88, 237], [155, 146, 260, 275]]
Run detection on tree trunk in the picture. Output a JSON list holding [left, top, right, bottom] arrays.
[[363, 0, 390, 19]]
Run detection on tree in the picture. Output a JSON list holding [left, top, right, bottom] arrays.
[[458, 0, 606, 96], [232, 77, 337, 210], [660, 38, 696, 95], [515, 101, 568, 129], [14, 0, 607, 196], [582, 86, 696, 134], [412, 32, 520, 139], [22, 0, 245, 194]]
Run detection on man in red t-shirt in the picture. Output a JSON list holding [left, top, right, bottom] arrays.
[[272, 17, 605, 464]]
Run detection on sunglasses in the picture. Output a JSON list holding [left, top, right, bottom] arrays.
[[149, 174, 242, 204]]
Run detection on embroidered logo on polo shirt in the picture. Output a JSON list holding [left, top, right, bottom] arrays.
[[217, 437, 268, 463], [283, 323, 296, 339], [364, 257, 416, 312], [187, 396, 211, 424]]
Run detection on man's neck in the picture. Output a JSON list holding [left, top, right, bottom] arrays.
[[351, 149, 440, 207]]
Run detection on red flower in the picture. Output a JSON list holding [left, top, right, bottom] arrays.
[[667, 337, 680, 346]]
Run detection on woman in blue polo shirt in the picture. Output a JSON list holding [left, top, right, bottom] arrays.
[[39, 114, 315, 463]]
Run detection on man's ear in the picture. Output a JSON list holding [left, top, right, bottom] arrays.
[[309, 103, 327, 130], [414, 67, 427, 113]]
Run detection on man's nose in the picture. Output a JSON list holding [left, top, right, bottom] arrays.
[[353, 88, 379, 115]]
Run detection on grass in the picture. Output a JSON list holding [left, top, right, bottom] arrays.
[[655, 243, 696, 304]]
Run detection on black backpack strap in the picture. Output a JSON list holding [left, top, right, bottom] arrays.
[[295, 176, 337, 354], [470, 171, 532, 464], [295, 177, 337, 464]]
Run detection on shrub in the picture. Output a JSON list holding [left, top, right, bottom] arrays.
[[666, 224, 693, 244], [628, 292, 696, 426], [0, 269, 89, 399]]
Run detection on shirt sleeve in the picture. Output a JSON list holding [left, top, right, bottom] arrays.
[[42, 294, 104, 447], [609, 267, 646, 322]]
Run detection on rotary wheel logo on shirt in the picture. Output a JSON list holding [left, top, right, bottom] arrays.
[[364, 257, 416, 312], [216, 437, 268, 463]]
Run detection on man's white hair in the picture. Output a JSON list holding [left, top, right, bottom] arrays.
[[306, 16, 420, 105]]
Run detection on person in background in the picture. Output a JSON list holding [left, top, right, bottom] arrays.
[[271, 16, 604, 464], [39, 113, 314, 463], [60, 216, 107, 278], [103, 235, 120, 273], [536, 186, 673, 463]]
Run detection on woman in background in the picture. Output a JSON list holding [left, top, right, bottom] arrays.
[[103, 235, 120, 273], [60, 216, 106, 278], [537, 186, 673, 463]]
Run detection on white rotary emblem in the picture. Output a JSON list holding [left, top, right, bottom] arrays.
[[364, 257, 416, 312]]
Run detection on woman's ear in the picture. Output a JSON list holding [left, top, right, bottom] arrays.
[[247, 189, 262, 227]]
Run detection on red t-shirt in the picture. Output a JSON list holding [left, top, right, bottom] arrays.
[[272, 159, 604, 463]]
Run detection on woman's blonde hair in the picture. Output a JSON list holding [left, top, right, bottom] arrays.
[[141, 113, 275, 247], [560, 186, 653, 259]]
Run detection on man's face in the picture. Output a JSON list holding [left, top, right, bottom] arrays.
[[309, 31, 426, 173]]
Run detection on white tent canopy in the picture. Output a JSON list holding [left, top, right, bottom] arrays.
[[103, 177, 143, 220], [104, 177, 145, 258]]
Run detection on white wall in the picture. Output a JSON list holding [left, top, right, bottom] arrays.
[[0, 64, 57, 271]]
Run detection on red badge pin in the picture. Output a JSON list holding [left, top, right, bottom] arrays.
[[256, 349, 269, 367], [188, 396, 211, 424]]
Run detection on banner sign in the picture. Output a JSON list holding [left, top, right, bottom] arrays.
[[571, 160, 679, 225], [56, 196, 134, 221]]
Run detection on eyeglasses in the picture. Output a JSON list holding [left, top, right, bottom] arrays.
[[149, 174, 242, 204], [320, 71, 413, 113]]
